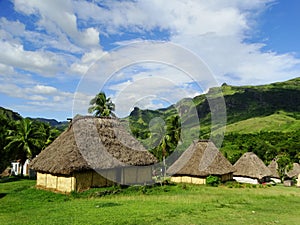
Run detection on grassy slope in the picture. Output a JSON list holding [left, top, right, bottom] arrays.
[[219, 111, 300, 134], [1, 180, 300, 225]]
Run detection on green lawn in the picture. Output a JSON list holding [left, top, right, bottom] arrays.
[[1, 179, 300, 225]]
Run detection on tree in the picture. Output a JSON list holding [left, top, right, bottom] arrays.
[[0, 114, 13, 172], [150, 115, 181, 164], [276, 153, 293, 182], [88, 92, 115, 117], [4, 118, 46, 175]]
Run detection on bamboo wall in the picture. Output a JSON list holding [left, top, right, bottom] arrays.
[[170, 176, 206, 185], [36, 172, 76, 193], [170, 173, 233, 185], [36, 166, 154, 193]]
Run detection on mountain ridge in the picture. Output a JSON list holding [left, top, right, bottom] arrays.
[[126, 77, 300, 164]]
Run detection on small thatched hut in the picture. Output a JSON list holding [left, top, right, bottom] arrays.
[[30, 116, 157, 193], [233, 152, 272, 184], [167, 140, 235, 184], [286, 163, 300, 179], [267, 159, 281, 183]]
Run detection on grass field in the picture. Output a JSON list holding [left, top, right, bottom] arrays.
[[215, 111, 300, 134], [1, 179, 300, 225]]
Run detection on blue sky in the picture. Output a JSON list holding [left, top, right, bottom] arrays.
[[0, 0, 299, 121]]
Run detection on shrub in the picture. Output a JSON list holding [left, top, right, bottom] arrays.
[[206, 175, 221, 187]]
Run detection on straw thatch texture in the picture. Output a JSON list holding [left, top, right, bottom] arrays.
[[30, 116, 157, 175], [268, 159, 280, 178], [167, 140, 235, 177], [233, 152, 272, 179], [286, 163, 300, 178]]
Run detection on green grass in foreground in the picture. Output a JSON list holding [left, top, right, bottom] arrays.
[[1, 179, 300, 225]]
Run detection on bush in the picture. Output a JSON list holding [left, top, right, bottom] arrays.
[[206, 175, 221, 187]]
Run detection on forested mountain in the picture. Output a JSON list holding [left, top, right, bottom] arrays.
[[0, 107, 68, 131], [126, 77, 300, 165]]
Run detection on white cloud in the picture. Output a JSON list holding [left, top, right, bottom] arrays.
[[70, 48, 106, 75], [14, 0, 100, 48], [0, 41, 64, 76], [108, 69, 199, 117], [1, 0, 300, 120], [74, 0, 300, 86], [28, 95, 47, 101], [29, 85, 58, 95]]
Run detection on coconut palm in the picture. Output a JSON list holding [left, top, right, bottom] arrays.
[[165, 115, 181, 148], [88, 92, 115, 117], [150, 115, 181, 161], [4, 118, 46, 175]]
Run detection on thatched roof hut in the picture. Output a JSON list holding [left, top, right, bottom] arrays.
[[286, 163, 300, 179], [30, 116, 157, 192], [267, 158, 281, 183], [233, 152, 272, 184], [167, 140, 235, 184], [268, 159, 280, 178]]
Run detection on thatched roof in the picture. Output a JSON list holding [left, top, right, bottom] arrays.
[[30, 116, 157, 175], [286, 163, 300, 178], [268, 159, 280, 178], [233, 152, 272, 179], [167, 140, 235, 177]]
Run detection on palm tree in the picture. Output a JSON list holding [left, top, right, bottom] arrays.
[[165, 115, 181, 148], [150, 115, 181, 178], [88, 92, 115, 117], [4, 118, 46, 175], [150, 115, 181, 161]]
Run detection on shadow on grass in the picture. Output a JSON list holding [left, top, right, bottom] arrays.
[[0, 176, 36, 183], [95, 202, 122, 208], [0, 193, 7, 199], [0, 176, 21, 183]]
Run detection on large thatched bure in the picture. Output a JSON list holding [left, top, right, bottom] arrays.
[[167, 140, 235, 184], [233, 152, 272, 184], [30, 116, 158, 193], [267, 159, 281, 183]]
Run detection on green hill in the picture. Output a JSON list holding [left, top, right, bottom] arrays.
[[126, 77, 300, 164], [216, 111, 300, 134], [0, 107, 22, 121]]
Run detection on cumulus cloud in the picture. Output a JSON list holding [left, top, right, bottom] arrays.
[[74, 0, 300, 85], [1, 0, 300, 119], [28, 85, 58, 95], [14, 0, 100, 48], [70, 48, 106, 75], [0, 41, 63, 76]]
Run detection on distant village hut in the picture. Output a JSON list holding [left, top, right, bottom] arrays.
[[267, 159, 281, 183], [285, 163, 300, 187], [30, 116, 157, 193], [233, 152, 272, 184], [167, 140, 235, 185], [286, 163, 300, 180]]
